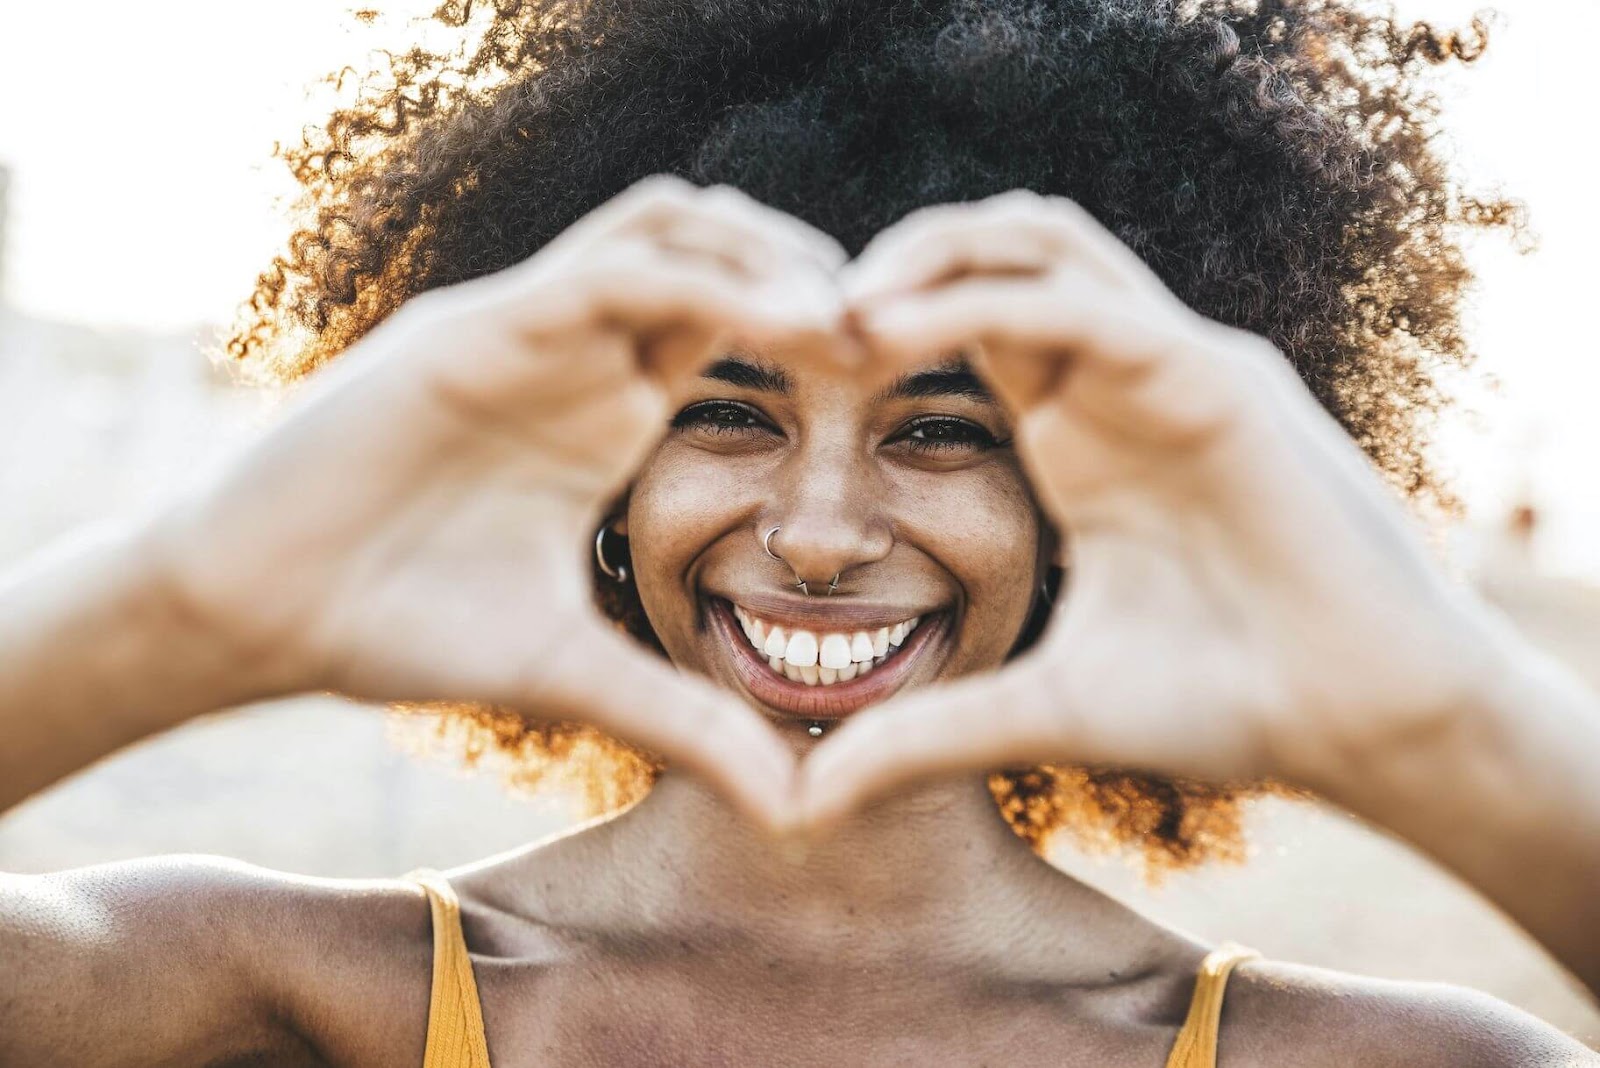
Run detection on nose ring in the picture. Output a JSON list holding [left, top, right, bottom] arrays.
[[764, 526, 808, 593], [762, 525, 843, 597]]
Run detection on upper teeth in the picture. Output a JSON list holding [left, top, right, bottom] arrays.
[[732, 606, 922, 687]]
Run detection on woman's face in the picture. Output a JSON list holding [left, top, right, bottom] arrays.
[[626, 342, 1049, 736]]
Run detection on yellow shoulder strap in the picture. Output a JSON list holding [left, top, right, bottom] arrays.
[[1164, 942, 1260, 1068], [405, 869, 493, 1068]]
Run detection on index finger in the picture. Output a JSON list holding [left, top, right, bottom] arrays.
[[842, 190, 1159, 306], [518, 614, 800, 831]]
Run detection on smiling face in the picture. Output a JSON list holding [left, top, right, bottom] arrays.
[[624, 342, 1052, 738]]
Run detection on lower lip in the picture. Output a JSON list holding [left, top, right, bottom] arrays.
[[708, 599, 947, 720]]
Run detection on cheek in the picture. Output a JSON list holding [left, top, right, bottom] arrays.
[[625, 445, 762, 644], [894, 462, 1041, 663]]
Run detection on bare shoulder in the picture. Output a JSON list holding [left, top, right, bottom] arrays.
[[1220, 957, 1599, 1067], [0, 854, 432, 1067]]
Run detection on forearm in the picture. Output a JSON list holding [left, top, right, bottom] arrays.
[[0, 520, 265, 812], [1314, 630, 1600, 997]]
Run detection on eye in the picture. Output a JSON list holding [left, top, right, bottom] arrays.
[[671, 400, 777, 440], [887, 415, 1003, 456]]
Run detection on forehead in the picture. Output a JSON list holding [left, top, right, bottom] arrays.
[[699, 351, 994, 406]]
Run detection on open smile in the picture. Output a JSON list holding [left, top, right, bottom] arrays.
[[706, 596, 950, 721]]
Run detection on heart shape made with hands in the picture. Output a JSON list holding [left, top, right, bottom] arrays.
[[300, 176, 1481, 840], [529, 177, 1485, 839]]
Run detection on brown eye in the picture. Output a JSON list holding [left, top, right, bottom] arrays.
[[671, 400, 776, 438], [889, 416, 1000, 455]]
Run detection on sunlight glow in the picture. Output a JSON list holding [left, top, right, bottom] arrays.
[[1, 0, 1595, 578]]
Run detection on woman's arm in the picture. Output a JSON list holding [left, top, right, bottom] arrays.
[[1, 174, 839, 1056], [0, 520, 270, 812], [799, 189, 1600, 997], [0, 176, 831, 824], [1312, 636, 1600, 995]]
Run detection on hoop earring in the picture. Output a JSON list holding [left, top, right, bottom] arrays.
[[595, 525, 629, 583]]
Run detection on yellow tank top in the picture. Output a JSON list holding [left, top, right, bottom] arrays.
[[406, 871, 1257, 1068]]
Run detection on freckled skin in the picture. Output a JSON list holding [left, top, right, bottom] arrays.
[[628, 348, 1047, 726]]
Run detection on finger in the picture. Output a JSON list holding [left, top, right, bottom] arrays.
[[526, 616, 798, 830], [563, 175, 849, 287], [796, 660, 1067, 832], [544, 242, 845, 388], [855, 270, 1191, 400], [692, 183, 851, 275], [843, 190, 1157, 305]]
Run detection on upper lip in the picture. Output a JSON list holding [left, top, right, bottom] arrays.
[[709, 591, 942, 632]]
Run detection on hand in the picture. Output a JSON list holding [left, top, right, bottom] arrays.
[[798, 189, 1508, 826], [149, 176, 846, 827]]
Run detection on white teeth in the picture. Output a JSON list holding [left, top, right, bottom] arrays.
[[819, 633, 853, 670], [784, 630, 819, 668], [732, 604, 927, 687]]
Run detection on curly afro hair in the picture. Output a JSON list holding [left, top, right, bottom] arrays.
[[227, 0, 1521, 869]]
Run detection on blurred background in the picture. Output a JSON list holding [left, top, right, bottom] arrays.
[[1, 0, 1597, 1047]]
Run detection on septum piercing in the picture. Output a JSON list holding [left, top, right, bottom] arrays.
[[762, 525, 842, 597]]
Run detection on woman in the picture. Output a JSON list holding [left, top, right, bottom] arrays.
[[3, 0, 1599, 1064]]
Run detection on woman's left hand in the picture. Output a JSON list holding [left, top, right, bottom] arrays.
[[798, 189, 1513, 824]]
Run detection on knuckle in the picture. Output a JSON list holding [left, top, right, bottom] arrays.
[[698, 182, 755, 211], [600, 176, 695, 230], [627, 173, 694, 204]]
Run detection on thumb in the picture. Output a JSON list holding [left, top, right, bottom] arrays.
[[795, 658, 1070, 832], [520, 616, 798, 831]]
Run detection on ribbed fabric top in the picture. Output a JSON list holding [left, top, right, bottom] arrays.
[[406, 869, 493, 1068], [405, 869, 1254, 1068], [1164, 942, 1261, 1068]]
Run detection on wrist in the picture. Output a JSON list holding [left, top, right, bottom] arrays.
[[130, 511, 311, 708], [1299, 608, 1598, 836]]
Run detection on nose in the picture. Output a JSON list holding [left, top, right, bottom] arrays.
[[763, 443, 893, 591]]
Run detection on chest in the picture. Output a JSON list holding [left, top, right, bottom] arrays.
[[462, 959, 1187, 1068]]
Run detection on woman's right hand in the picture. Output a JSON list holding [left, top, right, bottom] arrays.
[[148, 176, 844, 826]]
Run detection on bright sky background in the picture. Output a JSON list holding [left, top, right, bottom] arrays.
[[0, 0, 1596, 579]]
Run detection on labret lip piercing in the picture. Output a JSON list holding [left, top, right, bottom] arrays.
[[808, 721, 826, 737]]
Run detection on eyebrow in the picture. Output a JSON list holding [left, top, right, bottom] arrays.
[[875, 356, 994, 405], [699, 355, 791, 395], [698, 353, 994, 404]]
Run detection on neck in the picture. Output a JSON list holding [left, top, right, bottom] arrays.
[[476, 768, 1190, 982], [610, 769, 1047, 922]]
